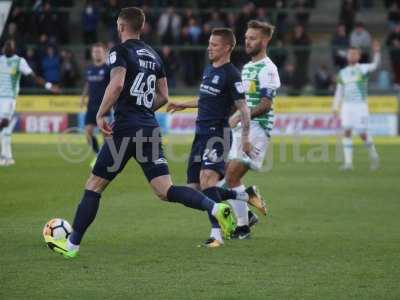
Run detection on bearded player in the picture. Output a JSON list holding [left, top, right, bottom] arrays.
[[226, 20, 281, 239]]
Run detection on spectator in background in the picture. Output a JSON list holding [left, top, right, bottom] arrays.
[[159, 46, 179, 88], [255, 7, 270, 23], [82, 0, 99, 44], [235, 2, 256, 45], [339, 0, 359, 34], [2, 23, 24, 54], [9, 7, 29, 41], [21, 48, 39, 88], [157, 7, 181, 44], [386, 23, 400, 86], [280, 63, 296, 95], [200, 23, 212, 45], [291, 24, 312, 92], [60, 49, 80, 88], [141, 21, 154, 44], [180, 25, 203, 86], [181, 8, 195, 27], [269, 39, 288, 70], [331, 23, 349, 69], [350, 22, 371, 62], [41, 46, 60, 84], [206, 11, 225, 30], [186, 17, 202, 44], [314, 64, 333, 95], [36, 2, 60, 43], [387, 2, 400, 29], [292, 0, 311, 26], [102, 0, 120, 43], [274, 0, 288, 41], [226, 12, 236, 29]]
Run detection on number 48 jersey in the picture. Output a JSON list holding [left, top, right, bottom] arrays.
[[108, 39, 166, 132]]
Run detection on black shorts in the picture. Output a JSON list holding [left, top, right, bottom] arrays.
[[187, 131, 231, 184], [92, 126, 169, 182]]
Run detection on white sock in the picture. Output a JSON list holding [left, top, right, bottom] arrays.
[[364, 135, 379, 160], [228, 185, 249, 226], [1, 133, 12, 159], [210, 228, 223, 242], [67, 238, 80, 251], [342, 137, 353, 166]]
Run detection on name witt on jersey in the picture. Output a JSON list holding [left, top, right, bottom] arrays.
[[139, 59, 155, 71]]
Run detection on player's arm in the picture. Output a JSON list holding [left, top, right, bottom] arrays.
[[252, 66, 280, 118], [153, 77, 169, 111], [362, 40, 381, 73], [234, 98, 251, 155], [20, 58, 60, 93], [96, 66, 126, 135], [80, 82, 89, 109], [332, 81, 344, 117], [166, 98, 198, 113]]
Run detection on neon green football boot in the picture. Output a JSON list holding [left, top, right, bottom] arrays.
[[44, 235, 78, 259], [213, 203, 236, 239], [90, 156, 97, 169]]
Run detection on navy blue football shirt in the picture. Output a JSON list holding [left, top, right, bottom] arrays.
[[108, 39, 166, 132], [86, 63, 110, 109], [196, 63, 245, 134]]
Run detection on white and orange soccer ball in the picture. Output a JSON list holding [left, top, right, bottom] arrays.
[[43, 218, 72, 241]]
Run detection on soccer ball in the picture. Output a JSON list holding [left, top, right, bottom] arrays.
[[43, 218, 72, 241]]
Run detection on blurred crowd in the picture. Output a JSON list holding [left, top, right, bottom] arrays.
[[1, 0, 397, 94]]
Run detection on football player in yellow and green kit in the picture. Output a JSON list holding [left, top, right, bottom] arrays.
[[0, 40, 59, 166], [225, 20, 281, 239]]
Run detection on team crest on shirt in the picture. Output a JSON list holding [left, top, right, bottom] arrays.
[[235, 82, 245, 94], [109, 51, 116, 64], [212, 75, 219, 84], [99, 69, 104, 75]]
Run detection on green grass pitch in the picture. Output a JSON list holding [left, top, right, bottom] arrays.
[[1, 136, 399, 299]]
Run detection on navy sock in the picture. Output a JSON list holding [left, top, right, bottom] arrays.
[[203, 186, 237, 201], [91, 135, 99, 154], [166, 185, 215, 213], [69, 189, 101, 245], [202, 187, 222, 228]]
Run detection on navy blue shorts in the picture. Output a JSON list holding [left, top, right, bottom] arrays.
[[84, 108, 98, 126], [187, 131, 231, 184], [92, 126, 169, 182]]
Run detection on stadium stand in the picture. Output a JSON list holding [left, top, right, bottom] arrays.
[[0, 0, 394, 95]]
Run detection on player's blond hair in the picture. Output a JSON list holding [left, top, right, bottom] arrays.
[[247, 20, 275, 38]]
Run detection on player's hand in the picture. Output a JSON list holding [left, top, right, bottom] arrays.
[[166, 102, 185, 113], [50, 84, 61, 94], [80, 97, 86, 109], [242, 137, 252, 157], [333, 110, 339, 118], [372, 40, 381, 53], [229, 114, 240, 128], [97, 116, 113, 136]]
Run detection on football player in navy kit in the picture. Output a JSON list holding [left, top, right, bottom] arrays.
[[44, 7, 236, 258], [167, 28, 267, 247], [80, 43, 110, 165]]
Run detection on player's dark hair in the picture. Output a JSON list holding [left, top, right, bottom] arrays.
[[247, 20, 275, 38], [91, 42, 107, 50], [211, 27, 236, 51], [348, 46, 361, 52], [118, 7, 145, 33]]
